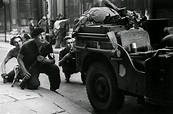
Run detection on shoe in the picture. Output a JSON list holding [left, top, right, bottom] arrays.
[[65, 73, 71, 83], [19, 79, 27, 90], [1, 74, 8, 83], [3, 77, 8, 83], [65, 78, 70, 83]]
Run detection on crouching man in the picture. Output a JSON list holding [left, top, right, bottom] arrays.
[[59, 36, 77, 83], [1, 36, 23, 83], [17, 28, 61, 91]]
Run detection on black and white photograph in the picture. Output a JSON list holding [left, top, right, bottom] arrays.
[[0, 0, 173, 114]]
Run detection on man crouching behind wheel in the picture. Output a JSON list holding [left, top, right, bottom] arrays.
[[17, 28, 61, 91]]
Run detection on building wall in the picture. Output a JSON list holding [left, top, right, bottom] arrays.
[[65, 0, 81, 27], [0, 1, 11, 33], [10, 0, 18, 31], [19, 0, 31, 26], [0, 0, 45, 33], [50, 0, 56, 20], [64, 0, 94, 27], [57, 0, 64, 17], [152, 0, 173, 25], [1, 0, 172, 33]]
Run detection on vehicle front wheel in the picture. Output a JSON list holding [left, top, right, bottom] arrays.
[[81, 72, 86, 84], [86, 62, 124, 112]]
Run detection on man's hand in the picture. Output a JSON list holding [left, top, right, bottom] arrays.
[[64, 53, 72, 59], [59, 53, 72, 66], [37, 55, 45, 62], [1, 73, 7, 79]]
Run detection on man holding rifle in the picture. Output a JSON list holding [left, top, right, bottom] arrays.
[[17, 28, 61, 91]]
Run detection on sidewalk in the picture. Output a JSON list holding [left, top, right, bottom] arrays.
[[0, 40, 91, 114], [0, 82, 90, 114]]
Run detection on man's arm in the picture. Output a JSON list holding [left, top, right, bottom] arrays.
[[1, 50, 13, 75], [38, 19, 42, 27], [17, 53, 31, 79], [38, 44, 55, 64], [37, 53, 55, 64], [59, 52, 71, 66], [73, 15, 88, 33]]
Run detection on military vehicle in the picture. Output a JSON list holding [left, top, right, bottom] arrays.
[[74, 18, 173, 112]]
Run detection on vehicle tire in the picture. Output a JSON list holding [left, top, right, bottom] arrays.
[[81, 72, 86, 84], [86, 62, 124, 112]]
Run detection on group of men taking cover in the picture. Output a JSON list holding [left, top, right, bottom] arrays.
[[1, 25, 77, 93], [0, 0, 158, 91], [0, 0, 144, 91], [1, 28, 61, 91]]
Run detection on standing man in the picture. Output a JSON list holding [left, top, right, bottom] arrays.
[[59, 36, 77, 83], [29, 18, 35, 35], [17, 28, 60, 91], [53, 15, 68, 48], [38, 16, 47, 32]]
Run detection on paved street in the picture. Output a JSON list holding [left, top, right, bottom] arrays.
[[1, 0, 173, 113], [0, 41, 91, 114], [0, 41, 172, 114], [40, 54, 94, 113]]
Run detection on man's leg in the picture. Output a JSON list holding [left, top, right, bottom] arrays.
[[26, 70, 40, 90], [62, 66, 72, 83], [38, 64, 61, 91], [64, 73, 71, 83], [6, 70, 15, 82], [47, 64, 61, 91], [55, 38, 61, 48], [55, 35, 62, 48], [62, 61, 77, 83]]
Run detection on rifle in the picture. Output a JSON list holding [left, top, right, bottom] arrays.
[[11, 65, 20, 87], [12, 33, 58, 88]]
